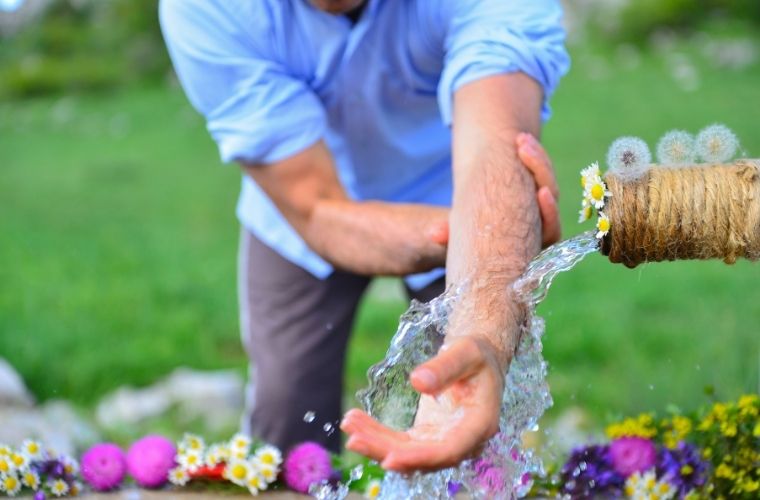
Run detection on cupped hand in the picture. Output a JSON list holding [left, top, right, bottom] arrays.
[[341, 335, 505, 473]]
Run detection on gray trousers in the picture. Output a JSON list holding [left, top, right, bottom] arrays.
[[238, 229, 445, 453]]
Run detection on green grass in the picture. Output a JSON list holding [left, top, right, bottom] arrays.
[[1, 39, 758, 438]]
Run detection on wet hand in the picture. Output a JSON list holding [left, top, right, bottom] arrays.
[[341, 335, 505, 473]]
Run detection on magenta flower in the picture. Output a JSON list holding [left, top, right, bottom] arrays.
[[282, 442, 333, 493], [81, 443, 127, 491], [609, 437, 657, 476], [126, 435, 176, 488]]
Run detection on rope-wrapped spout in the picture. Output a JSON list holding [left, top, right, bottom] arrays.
[[600, 159, 760, 268]]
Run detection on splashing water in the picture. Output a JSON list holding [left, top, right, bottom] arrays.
[[362, 232, 600, 499]]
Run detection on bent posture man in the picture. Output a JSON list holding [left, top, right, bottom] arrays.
[[160, 0, 569, 471]]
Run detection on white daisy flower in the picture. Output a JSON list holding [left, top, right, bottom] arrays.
[[169, 466, 191, 486], [50, 478, 70, 497], [0, 455, 14, 475], [580, 161, 601, 189], [596, 212, 611, 239], [254, 445, 282, 468], [224, 459, 252, 487], [229, 433, 251, 456], [578, 198, 593, 223], [70, 480, 83, 496], [178, 449, 203, 472], [20, 440, 43, 461], [365, 479, 382, 499], [255, 462, 279, 484], [584, 176, 612, 210], [10, 453, 29, 472], [2, 473, 22, 496], [0, 445, 11, 456], [246, 470, 267, 495], [180, 433, 205, 454], [62, 455, 79, 475], [21, 469, 41, 490]]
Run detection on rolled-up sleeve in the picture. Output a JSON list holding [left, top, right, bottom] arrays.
[[436, 0, 570, 125], [159, 0, 326, 164]]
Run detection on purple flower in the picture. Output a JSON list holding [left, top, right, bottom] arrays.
[[560, 444, 624, 499], [609, 437, 657, 476], [34, 492, 46, 500], [473, 458, 507, 494], [447, 481, 462, 497], [657, 442, 709, 496], [282, 442, 333, 493], [126, 435, 176, 488], [81, 443, 127, 491]]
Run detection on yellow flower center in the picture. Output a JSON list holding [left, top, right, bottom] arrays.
[[0, 459, 9, 472], [590, 183, 604, 201], [681, 465, 693, 475], [12, 454, 24, 466], [580, 175, 586, 188], [27, 443, 39, 454], [598, 218, 610, 232], [249, 476, 261, 488], [4, 476, 18, 490], [231, 464, 247, 480], [260, 454, 274, 465]]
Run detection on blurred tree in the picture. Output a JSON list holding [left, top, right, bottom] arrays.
[[0, 0, 169, 98]]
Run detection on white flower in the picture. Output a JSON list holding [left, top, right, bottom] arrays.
[[229, 433, 251, 457], [224, 459, 252, 487], [656, 130, 696, 165], [20, 440, 43, 461], [365, 479, 382, 499], [50, 478, 70, 497], [246, 470, 268, 495], [62, 455, 79, 475], [169, 466, 191, 486], [695, 123, 739, 163], [580, 161, 601, 189], [178, 449, 203, 472], [256, 462, 279, 484], [0, 445, 11, 456], [254, 445, 282, 468], [584, 177, 612, 210], [10, 453, 29, 473], [21, 469, 40, 490], [578, 198, 593, 223], [70, 480, 83, 496], [0, 455, 14, 475], [205, 444, 230, 467], [624, 469, 676, 499], [607, 136, 651, 180], [2, 474, 22, 496], [596, 212, 611, 239], [180, 433, 205, 454]]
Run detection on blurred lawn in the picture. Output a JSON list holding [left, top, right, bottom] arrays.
[[1, 40, 758, 431]]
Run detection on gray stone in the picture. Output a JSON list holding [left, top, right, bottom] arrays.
[[0, 357, 34, 407], [96, 368, 244, 432]]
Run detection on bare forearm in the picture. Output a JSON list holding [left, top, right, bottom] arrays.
[[447, 73, 543, 369], [304, 199, 448, 276]]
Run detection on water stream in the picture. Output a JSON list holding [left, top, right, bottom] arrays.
[[314, 232, 600, 499]]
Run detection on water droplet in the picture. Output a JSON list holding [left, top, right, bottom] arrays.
[[349, 464, 363, 482], [303, 411, 316, 423], [649, 384, 655, 390], [323, 422, 334, 435], [695, 364, 701, 371], [325, 322, 334, 331]]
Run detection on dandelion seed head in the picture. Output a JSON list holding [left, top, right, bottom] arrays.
[[695, 123, 739, 163], [606, 136, 651, 180], [656, 130, 696, 166]]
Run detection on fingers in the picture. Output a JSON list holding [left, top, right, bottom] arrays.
[[537, 186, 561, 247], [426, 219, 449, 246], [410, 337, 483, 395], [341, 409, 409, 463], [516, 132, 559, 201]]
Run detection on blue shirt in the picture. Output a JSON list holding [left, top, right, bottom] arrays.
[[160, 0, 569, 289]]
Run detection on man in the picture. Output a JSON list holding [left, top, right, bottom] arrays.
[[160, 0, 569, 471]]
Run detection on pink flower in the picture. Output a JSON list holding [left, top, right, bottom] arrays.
[[81, 443, 127, 491], [126, 435, 176, 488], [282, 442, 333, 493], [609, 437, 656, 477]]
